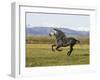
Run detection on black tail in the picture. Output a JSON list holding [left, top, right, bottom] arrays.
[[76, 39, 82, 48]]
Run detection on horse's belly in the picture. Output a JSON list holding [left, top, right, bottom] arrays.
[[56, 40, 63, 46]]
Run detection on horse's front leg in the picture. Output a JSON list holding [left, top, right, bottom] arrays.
[[56, 45, 62, 51], [52, 44, 56, 51]]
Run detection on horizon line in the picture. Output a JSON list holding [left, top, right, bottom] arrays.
[[26, 26, 89, 32]]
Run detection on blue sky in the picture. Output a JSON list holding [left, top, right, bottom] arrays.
[[26, 12, 90, 31]]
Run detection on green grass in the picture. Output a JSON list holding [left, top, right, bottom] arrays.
[[26, 44, 89, 67]]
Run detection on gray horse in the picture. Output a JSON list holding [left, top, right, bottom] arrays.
[[49, 28, 80, 56]]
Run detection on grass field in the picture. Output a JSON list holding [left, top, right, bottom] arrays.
[[26, 43, 89, 67]]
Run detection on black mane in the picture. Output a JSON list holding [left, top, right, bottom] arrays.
[[53, 28, 66, 38]]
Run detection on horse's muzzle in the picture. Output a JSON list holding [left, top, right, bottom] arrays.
[[49, 33, 52, 37]]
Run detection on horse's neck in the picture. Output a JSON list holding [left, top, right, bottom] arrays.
[[55, 36, 66, 41]]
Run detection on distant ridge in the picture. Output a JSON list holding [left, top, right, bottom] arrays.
[[26, 26, 89, 37]]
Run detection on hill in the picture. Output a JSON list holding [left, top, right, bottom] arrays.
[[26, 26, 89, 37]]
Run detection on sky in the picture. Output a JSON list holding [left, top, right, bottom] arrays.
[[26, 12, 90, 31]]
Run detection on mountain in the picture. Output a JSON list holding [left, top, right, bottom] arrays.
[[26, 26, 89, 37]]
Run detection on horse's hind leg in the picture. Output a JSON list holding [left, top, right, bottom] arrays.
[[52, 44, 56, 51], [67, 45, 73, 56]]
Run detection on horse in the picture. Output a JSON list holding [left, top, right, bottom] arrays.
[[49, 28, 80, 56]]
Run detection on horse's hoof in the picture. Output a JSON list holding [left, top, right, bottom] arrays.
[[68, 54, 70, 56], [67, 54, 70, 56], [58, 50, 62, 51], [52, 50, 55, 52], [67, 52, 71, 56]]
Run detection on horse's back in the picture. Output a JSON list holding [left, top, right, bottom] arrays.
[[63, 37, 78, 45], [64, 37, 77, 41]]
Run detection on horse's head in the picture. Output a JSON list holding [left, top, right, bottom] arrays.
[[49, 28, 66, 39], [49, 28, 58, 37]]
